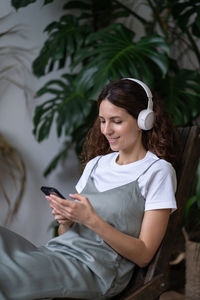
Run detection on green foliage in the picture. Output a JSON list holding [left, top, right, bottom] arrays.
[[72, 25, 170, 99], [11, 0, 37, 9], [156, 66, 200, 125], [33, 15, 87, 76], [169, 0, 200, 38], [33, 74, 95, 140], [11, 0, 200, 175], [11, 0, 53, 9]]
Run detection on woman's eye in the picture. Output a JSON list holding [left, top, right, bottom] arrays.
[[114, 121, 122, 124]]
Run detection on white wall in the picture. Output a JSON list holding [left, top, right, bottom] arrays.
[[0, 0, 80, 245]]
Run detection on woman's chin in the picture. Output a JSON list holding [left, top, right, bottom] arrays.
[[109, 144, 120, 151]]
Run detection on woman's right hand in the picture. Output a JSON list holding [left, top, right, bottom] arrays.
[[52, 208, 73, 235], [46, 196, 73, 234]]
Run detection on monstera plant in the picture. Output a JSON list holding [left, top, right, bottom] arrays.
[[11, 0, 200, 176]]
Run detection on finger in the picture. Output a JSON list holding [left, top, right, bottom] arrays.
[[50, 193, 66, 200], [58, 220, 71, 225], [50, 202, 68, 216], [69, 193, 88, 202], [46, 196, 57, 209], [51, 205, 67, 217], [54, 214, 60, 220], [56, 218, 66, 225], [54, 215, 65, 221], [49, 195, 73, 206], [50, 198, 79, 215], [52, 208, 60, 215], [52, 204, 74, 220]]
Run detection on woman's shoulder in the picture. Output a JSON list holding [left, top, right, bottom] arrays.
[[145, 151, 176, 179], [140, 152, 177, 211]]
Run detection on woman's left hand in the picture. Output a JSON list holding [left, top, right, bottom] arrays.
[[47, 193, 96, 227]]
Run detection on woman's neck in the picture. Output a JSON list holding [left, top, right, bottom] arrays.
[[116, 147, 147, 165]]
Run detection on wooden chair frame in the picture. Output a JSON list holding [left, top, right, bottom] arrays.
[[114, 125, 200, 300], [55, 126, 200, 300]]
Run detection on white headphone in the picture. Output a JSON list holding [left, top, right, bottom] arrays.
[[122, 78, 155, 130]]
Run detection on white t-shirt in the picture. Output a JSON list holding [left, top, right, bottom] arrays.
[[76, 151, 177, 212]]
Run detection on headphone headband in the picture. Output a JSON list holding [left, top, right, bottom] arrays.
[[121, 77, 154, 130], [122, 78, 153, 110]]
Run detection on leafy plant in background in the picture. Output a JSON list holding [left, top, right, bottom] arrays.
[[11, 0, 200, 176], [0, 13, 29, 223], [0, 133, 25, 224]]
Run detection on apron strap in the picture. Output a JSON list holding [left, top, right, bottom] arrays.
[[136, 158, 160, 181]]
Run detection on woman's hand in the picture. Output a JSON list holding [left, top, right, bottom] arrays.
[[47, 194, 170, 266], [46, 195, 73, 235], [46, 196, 72, 225], [46, 193, 96, 227]]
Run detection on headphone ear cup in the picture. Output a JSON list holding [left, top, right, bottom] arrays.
[[137, 109, 154, 130]]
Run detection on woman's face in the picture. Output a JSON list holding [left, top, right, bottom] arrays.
[[99, 99, 143, 154]]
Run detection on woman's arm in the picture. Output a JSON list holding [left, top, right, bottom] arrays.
[[47, 193, 170, 267], [88, 208, 170, 267]]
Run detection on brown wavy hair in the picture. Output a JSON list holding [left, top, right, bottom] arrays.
[[80, 79, 179, 169]]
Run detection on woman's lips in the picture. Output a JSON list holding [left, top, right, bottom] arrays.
[[107, 137, 119, 144]]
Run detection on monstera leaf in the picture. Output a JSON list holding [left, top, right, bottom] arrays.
[[42, 101, 97, 177], [73, 24, 170, 99], [169, 0, 200, 37], [158, 65, 200, 125], [33, 24, 170, 143], [32, 0, 132, 77], [33, 73, 98, 176], [33, 15, 87, 76], [11, 0, 54, 9], [33, 74, 94, 141]]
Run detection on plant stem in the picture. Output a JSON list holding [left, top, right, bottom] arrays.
[[92, 0, 97, 32], [146, 0, 168, 38]]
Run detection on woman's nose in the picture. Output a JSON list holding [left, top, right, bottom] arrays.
[[103, 123, 113, 135]]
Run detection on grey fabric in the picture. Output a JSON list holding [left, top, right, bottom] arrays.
[[0, 157, 157, 300]]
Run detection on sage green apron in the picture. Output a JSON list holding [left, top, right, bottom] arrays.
[[0, 157, 159, 300]]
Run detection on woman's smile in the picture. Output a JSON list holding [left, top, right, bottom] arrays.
[[107, 137, 120, 144], [99, 99, 143, 156]]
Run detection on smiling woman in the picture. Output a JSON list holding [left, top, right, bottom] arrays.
[[0, 78, 179, 300], [81, 78, 178, 168], [99, 99, 146, 163]]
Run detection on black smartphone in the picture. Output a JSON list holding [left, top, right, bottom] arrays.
[[41, 186, 66, 199]]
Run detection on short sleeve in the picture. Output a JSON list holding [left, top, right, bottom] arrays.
[[139, 161, 177, 212], [75, 156, 100, 193]]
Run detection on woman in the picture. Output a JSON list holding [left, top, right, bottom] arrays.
[[0, 78, 178, 300]]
